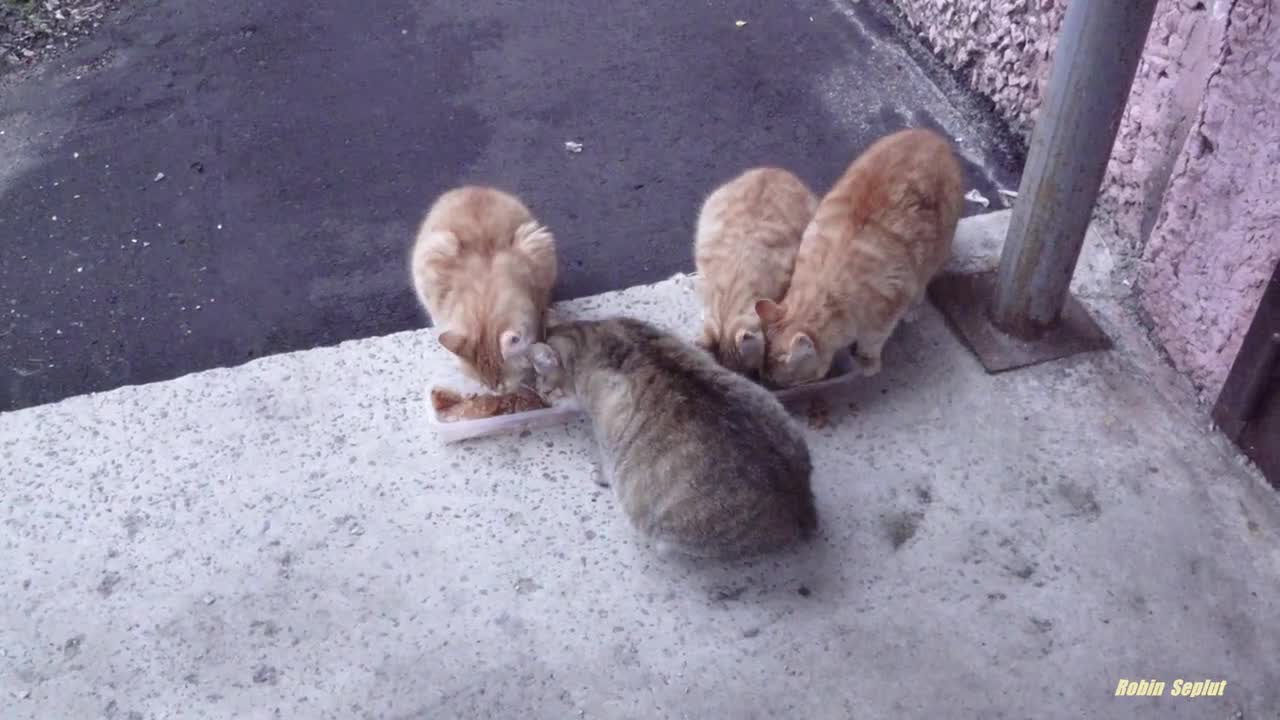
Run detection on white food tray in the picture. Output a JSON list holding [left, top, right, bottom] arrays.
[[427, 350, 858, 444]]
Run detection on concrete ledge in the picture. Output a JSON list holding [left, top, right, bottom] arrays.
[[2, 228, 1278, 718]]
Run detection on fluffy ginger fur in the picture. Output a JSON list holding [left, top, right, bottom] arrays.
[[694, 167, 817, 375], [757, 129, 964, 386], [411, 186, 557, 390]]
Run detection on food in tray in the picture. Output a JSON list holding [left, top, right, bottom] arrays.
[[430, 386, 548, 423]]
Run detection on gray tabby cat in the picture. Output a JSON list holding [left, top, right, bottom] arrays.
[[527, 317, 818, 559]]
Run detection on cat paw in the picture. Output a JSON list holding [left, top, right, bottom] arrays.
[[591, 465, 611, 488], [856, 354, 882, 377]]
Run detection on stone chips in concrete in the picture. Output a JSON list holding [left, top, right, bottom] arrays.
[[2, 232, 1279, 718]]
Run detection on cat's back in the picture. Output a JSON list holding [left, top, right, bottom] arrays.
[[418, 186, 534, 256], [583, 319, 815, 557], [697, 167, 816, 251], [411, 186, 556, 321], [800, 129, 963, 276], [823, 129, 963, 236], [581, 319, 812, 485]]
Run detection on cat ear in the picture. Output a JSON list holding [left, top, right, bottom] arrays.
[[735, 328, 765, 366], [788, 333, 816, 361], [755, 299, 785, 325], [499, 328, 531, 360], [529, 343, 561, 375], [438, 330, 467, 356]]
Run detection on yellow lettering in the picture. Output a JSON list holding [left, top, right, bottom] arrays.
[[1214, 681, 1227, 696], [1171, 679, 1184, 696], [1153, 681, 1166, 696], [1115, 679, 1129, 696]]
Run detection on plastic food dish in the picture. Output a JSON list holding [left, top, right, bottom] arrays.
[[427, 350, 859, 444]]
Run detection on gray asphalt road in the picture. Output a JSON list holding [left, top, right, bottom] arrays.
[[0, 0, 1020, 411]]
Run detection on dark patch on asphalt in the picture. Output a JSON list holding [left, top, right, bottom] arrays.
[[0, 0, 1021, 411]]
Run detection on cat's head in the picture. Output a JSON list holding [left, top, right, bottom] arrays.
[[438, 321, 537, 391], [526, 338, 572, 402], [698, 314, 766, 376], [754, 299, 832, 387]]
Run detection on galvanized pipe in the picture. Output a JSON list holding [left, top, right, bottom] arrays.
[[992, 0, 1159, 337]]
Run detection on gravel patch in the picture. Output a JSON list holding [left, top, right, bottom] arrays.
[[1, 0, 120, 80]]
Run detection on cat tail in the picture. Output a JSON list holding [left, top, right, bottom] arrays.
[[513, 220, 558, 290]]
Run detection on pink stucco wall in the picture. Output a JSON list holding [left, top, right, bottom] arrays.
[[1140, 0, 1280, 394], [891, 0, 1279, 398]]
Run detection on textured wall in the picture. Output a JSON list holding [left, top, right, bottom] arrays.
[[889, 0, 1214, 251], [891, 0, 1277, 397], [1140, 0, 1280, 394], [888, 0, 1064, 137]]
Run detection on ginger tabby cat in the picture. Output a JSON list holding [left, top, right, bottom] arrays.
[[756, 129, 964, 386], [411, 186, 557, 391], [694, 167, 817, 375]]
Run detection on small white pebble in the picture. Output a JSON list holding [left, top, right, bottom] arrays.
[[203, 595, 216, 605], [51, 215, 58, 221], [72, 151, 79, 158], [216, 224, 223, 230], [564, 140, 583, 153], [154, 172, 166, 182], [76, 267, 82, 273], [130, 238, 137, 244]]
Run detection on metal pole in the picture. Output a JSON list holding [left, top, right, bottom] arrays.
[[992, 0, 1158, 337]]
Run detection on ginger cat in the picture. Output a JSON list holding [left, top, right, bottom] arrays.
[[528, 317, 817, 559], [694, 167, 817, 375], [411, 186, 557, 391], [756, 129, 963, 386]]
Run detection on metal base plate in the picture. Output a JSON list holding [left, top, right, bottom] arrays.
[[928, 271, 1112, 374]]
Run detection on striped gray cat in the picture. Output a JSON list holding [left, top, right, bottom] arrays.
[[528, 317, 818, 559]]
